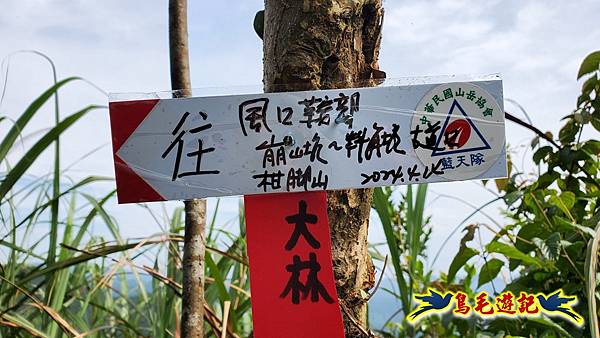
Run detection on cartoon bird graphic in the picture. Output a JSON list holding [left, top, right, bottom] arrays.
[[408, 289, 453, 321], [537, 290, 582, 324]]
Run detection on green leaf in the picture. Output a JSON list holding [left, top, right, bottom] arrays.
[[0, 313, 49, 337], [486, 241, 543, 268], [0, 239, 44, 260], [558, 120, 578, 145], [557, 148, 576, 170], [554, 216, 597, 237], [10, 176, 112, 233], [591, 116, 600, 132], [549, 191, 575, 217], [508, 258, 520, 271], [534, 271, 551, 281], [17, 241, 148, 286], [577, 50, 600, 79], [81, 193, 122, 244], [477, 258, 504, 288], [582, 139, 600, 154], [253, 10, 264, 40], [448, 246, 478, 283], [580, 74, 597, 98], [503, 190, 523, 205], [533, 146, 553, 164], [537, 170, 560, 189], [559, 191, 576, 208], [515, 222, 548, 253], [463, 264, 476, 293], [0, 105, 100, 201], [543, 232, 561, 260], [0, 77, 80, 162], [528, 317, 574, 338], [372, 187, 411, 315], [564, 241, 586, 258], [205, 252, 231, 302]]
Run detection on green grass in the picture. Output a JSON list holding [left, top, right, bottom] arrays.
[[0, 57, 252, 336]]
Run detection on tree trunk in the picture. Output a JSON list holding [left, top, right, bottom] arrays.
[[262, 1, 384, 336], [169, 1, 206, 337]]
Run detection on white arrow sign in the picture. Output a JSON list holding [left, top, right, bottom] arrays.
[[108, 77, 506, 203]]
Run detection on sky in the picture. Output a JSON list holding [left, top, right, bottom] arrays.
[[1, 0, 599, 326]]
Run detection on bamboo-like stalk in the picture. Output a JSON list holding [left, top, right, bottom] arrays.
[[168, 1, 206, 337], [585, 221, 600, 338]]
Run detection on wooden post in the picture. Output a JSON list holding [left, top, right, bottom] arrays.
[[169, 1, 206, 337]]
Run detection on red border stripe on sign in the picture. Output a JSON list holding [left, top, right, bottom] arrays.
[[109, 99, 165, 203]]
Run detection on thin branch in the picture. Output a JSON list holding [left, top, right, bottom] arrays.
[[504, 111, 600, 190], [367, 255, 388, 301]]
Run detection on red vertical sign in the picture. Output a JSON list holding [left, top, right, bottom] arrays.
[[244, 191, 345, 338]]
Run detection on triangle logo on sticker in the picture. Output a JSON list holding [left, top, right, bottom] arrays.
[[431, 99, 491, 156]]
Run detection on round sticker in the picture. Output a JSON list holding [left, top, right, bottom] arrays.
[[411, 83, 504, 181]]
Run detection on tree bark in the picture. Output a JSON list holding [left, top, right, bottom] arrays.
[[262, 1, 384, 336], [169, 1, 206, 337]]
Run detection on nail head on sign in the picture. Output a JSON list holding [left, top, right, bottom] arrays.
[[283, 135, 295, 146]]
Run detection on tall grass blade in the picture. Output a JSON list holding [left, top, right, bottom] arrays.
[[372, 187, 410, 318], [0, 105, 101, 201], [0, 77, 80, 162], [584, 221, 600, 338]]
